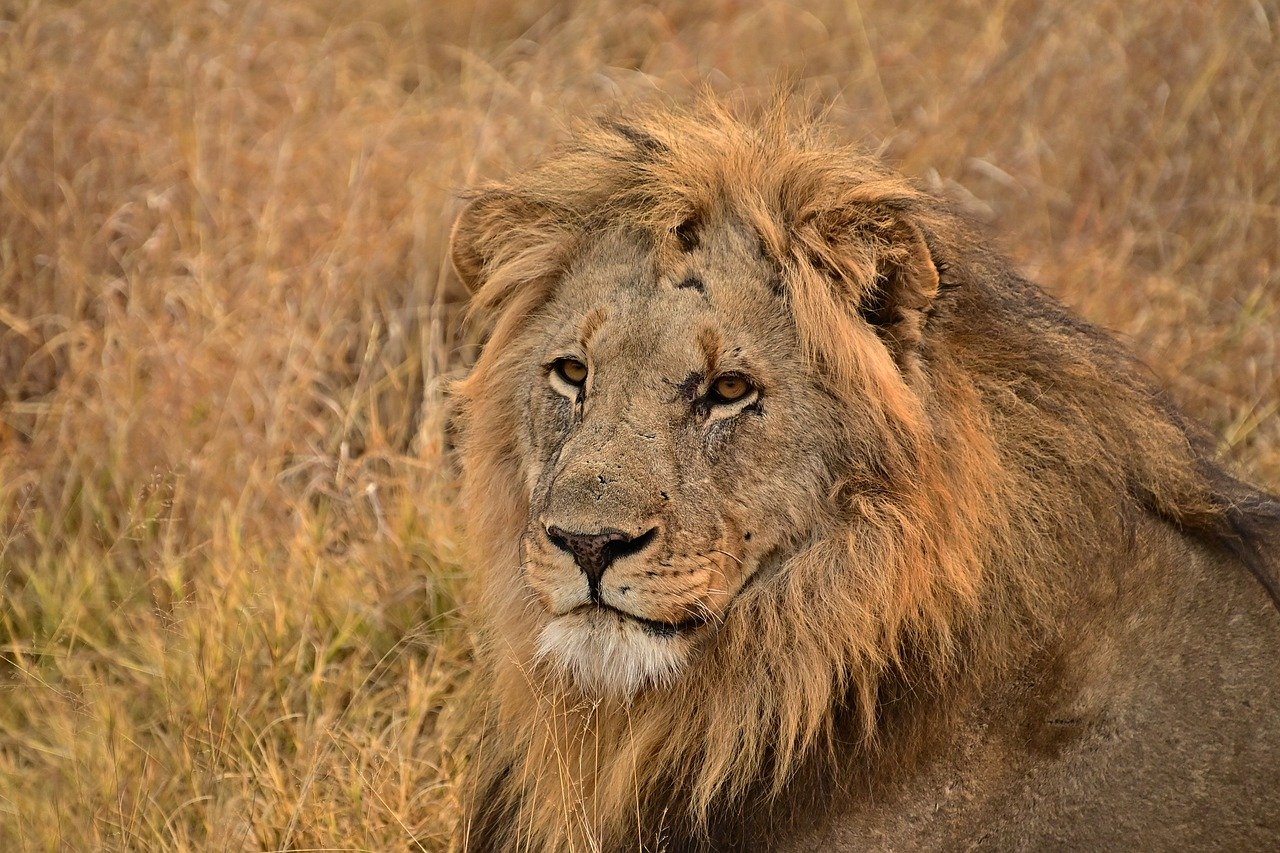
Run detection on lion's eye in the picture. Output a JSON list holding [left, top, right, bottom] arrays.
[[708, 374, 754, 405], [552, 357, 588, 387]]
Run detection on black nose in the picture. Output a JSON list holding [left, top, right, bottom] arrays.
[[546, 526, 658, 586]]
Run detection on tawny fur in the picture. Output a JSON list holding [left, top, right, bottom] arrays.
[[449, 99, 1280, 851]]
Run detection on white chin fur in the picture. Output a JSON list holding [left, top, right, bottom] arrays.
[[536, 613, 688, 698]]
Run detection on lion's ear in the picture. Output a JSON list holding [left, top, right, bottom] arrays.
[[450, 189, 569, 295], [451, 190, 525, 293], [857, 213, 941, 357], [449, 195, 492, 294], [802, 201, 942, 363]]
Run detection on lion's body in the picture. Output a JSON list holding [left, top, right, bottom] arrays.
[[449, 101, 1280, 851], [788, 531, 1280, 850]]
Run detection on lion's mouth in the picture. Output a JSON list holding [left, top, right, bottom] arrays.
[[571, 602, 709, 637]]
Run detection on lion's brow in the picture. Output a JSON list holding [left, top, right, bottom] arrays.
[[579, 306, 609, 347], [697, 326, 721, 375]]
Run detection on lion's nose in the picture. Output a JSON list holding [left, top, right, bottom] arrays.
[[546, 525, 658, 587]]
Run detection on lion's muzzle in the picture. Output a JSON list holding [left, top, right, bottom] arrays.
[[546, 524, 659, 597]]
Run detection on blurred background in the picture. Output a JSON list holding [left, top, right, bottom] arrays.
[[1, 0, 1277, 847]]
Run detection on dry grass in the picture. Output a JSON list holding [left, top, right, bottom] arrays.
[[1, 0, 1277, 848]]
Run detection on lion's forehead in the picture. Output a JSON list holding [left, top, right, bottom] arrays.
[[547, 229, 793, 380], [590, 297, 711, 372]]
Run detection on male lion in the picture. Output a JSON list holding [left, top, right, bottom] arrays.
[[449, 101, 1280, 851]]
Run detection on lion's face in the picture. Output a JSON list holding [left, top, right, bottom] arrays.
[[513, 219, 845, 696]]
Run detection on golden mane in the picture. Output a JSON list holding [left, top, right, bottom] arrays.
[[450, 98, 1270, 850]]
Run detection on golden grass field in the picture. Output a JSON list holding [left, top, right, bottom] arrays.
[[2, 0, 1278, 848]]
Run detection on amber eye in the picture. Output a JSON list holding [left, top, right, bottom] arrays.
[[708, 374, 754, 405], [552, 357, 588, 387]]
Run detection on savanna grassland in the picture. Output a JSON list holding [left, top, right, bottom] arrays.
[[2, 0, 1278, 848]]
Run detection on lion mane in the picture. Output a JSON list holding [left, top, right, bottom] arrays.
[[449, 99, 1280, 851]]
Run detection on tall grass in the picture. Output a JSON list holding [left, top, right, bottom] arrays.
[[2, 0, 1277, 848]]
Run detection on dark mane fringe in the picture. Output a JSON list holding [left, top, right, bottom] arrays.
[[1195, 474, 1280, 611], [1138, 390, 1280, 613]]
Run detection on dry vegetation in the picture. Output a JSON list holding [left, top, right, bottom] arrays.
[[1, 0, 1277, 848]]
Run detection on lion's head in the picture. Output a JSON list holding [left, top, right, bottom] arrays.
[[477, 217, 875, 697], [448, 100, 1250, 850]]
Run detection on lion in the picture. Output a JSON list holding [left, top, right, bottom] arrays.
[[448, 99, 1280, 851]]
